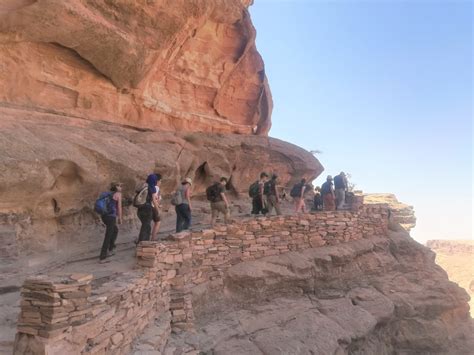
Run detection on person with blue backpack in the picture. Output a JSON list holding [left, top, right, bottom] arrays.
[[94, 182, 123, 263]]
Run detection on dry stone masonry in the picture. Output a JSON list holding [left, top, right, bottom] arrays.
[[14, 204, 389, 354]]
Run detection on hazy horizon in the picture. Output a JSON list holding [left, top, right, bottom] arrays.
[[250, 0, 472, 244]]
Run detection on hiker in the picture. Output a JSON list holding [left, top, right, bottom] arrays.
[[249, 172, 269, 215], [264, 174, 281, 216], [321, 175, 336, 211], [175, 177, 193, 233], [334, 171, 348, 210], [151, 176, 163, 241], [99, 182, 123, 263], [313, 186, 323, 211], [291, 178, 307, 213], [207, 177, 230, 227], [137, 173, 162, 243]]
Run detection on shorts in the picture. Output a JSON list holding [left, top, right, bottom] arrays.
[[152, 208, 161, 222], [211, 201, 228, 215]]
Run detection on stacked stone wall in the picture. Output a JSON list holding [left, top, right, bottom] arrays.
[[14, 204, 389, 354]]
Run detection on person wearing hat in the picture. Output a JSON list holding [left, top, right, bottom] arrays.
[[175, 177, 193, 233], [99, 182, 123, 263], [251, 172, 269, 215], [321, 175, 336, 211], [264, 174, 281, 216], [334, 171, 348, 210]]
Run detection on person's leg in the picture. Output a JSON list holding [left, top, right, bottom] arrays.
[[182, 204, 191, 230], [323, 195, 329, 211], [224, 204, 230, 224], [151, 208, 160, 240], [176, 206, 183, 233], [274, 197, 282, 216], [336, 189, 345, 210], [109, 218, 118, 252], [266, 196, 273, 216], [137, 207, 152, 243], [215, 201, 228, 224], [257, 197, 264, 215], [211, 203, 218, 227], [301, 199, 307, 213], [339, 190, 346, 209], [137, 208, 146, 242], [152, 221, 161, 240], [252, 197, 258, 215], [100, 216, 113, 260]]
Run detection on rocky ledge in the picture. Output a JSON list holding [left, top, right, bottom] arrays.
[[365, 193, 416, 231], [178, 228, 473, 354]]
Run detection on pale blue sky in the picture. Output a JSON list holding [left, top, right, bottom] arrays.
[[250, 0, 472, 243]]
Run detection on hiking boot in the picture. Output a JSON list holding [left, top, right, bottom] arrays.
[[99, 258, 110, 264], [108, 249, 116, 256]]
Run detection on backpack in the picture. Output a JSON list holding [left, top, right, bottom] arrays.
[[248, 181, 260, 198], [290, 183, 303, 198], [206, 183, 221, 203], [133, 183, 148, 208], [94, 192, 114, 215], [321, 182, 332, 196], [170, 188, 184, 206]]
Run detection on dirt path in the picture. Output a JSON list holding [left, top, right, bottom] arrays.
[[0, 198, 302, 354]]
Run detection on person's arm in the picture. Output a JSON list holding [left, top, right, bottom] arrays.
[[221, 192, 229, 208], [259, 182, 264, 203], [274, 184, 280, 202], [152, 192, 160, 214], [115, 192, 123, 224], [185, 186, 192, 210]]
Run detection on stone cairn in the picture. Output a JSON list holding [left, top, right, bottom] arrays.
[[18, 273, 93, 339]]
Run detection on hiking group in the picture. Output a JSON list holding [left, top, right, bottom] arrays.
[[248, 171, 350, 218], [94, 171, 350, 263]]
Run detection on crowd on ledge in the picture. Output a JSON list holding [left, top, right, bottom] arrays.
[[94, 171, 351, 263]]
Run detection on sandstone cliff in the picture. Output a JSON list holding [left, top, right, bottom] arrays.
[[428, 240, 474, 317], [0, 0, 271, 134], [184, 229, 472, 354], [0, 0, 322, 258]]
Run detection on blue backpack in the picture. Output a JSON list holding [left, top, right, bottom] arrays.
[[94, 192, 114, 215]]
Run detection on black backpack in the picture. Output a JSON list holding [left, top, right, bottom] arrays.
[[290, 183, 303, 198], [248, 181, 260, 198], [206, 183, 221, 202]]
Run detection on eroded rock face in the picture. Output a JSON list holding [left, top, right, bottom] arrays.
[[365, 193, 416, 231], [0, 107, 322, 255], [428, 240, 474, 317], [0, 0, 272, 134], [186, 231, 473, 354]]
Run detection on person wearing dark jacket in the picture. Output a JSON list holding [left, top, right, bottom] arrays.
[[100, 182, 123, 263], [264, 174, 282, 216], [321, 175, 336, 211], [137, 173, 162, 243], [252, 172, 269, 215]]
